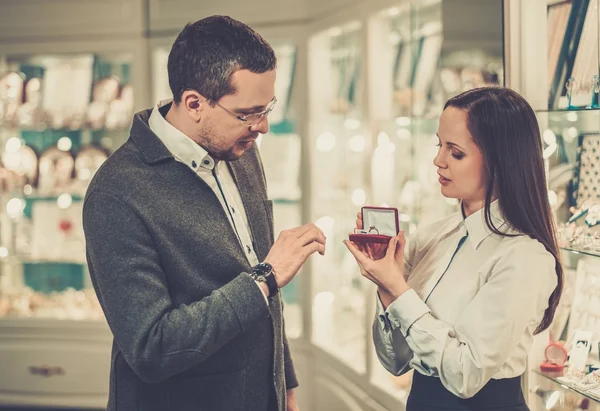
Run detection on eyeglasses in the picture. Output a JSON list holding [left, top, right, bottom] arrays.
[[214, 97, 277, 126]]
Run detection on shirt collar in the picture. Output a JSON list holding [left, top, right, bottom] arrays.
[[148, 100, 216, 171], [463, 200, 507, 250]]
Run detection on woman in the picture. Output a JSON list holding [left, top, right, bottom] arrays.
[[344, 87, 563, 411]]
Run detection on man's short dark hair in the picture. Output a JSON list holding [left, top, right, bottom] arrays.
[[167, 15, 277, 105]]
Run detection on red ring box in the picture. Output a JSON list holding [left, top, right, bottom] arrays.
[[348, 206, 399, 244]]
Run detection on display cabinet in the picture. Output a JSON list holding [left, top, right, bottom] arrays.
[[510, 0, 600, 409], [0, 41, 147, 407]]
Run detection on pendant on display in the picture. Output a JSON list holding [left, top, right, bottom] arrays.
[[75, 145, 107, 182], [0, 72, 24, 128], [1, 143, 38, 186], [0, 164, 26, 195], [87, 76, 120, 130], [18, 77, 46, 129], [38, 145, 75, 195]]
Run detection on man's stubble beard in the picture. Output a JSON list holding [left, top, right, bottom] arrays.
[[196, 125, 245, 162]]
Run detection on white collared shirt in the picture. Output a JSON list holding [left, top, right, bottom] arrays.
[[374, 201, 558, 398], [148, 101, 267, 301]]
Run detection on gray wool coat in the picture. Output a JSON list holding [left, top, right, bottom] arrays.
[[83, 108, 297, 411]]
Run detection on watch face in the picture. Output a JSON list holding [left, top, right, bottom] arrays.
[[254, 262, 273, 275]]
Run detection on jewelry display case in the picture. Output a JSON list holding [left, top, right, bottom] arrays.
[[513, 1, 600, 409], [0, 48, 140, 408]]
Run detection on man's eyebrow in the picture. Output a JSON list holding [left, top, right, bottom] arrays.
[[235, 104, 266, 112]]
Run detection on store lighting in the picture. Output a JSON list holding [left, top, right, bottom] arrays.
[[6, 198, 24, 219], [548, 190, 558, 207], [57, 193, 73, 210], [78, 169, 92, 180], [395, 116, 411, 127], [344, 118, 362, 130], [346, 21, 362, 32], [387, 7, 401, 16], [566, 126, 578, 141], [388, 31, 401, 45], [57, 137, 73, 151], [328, 26, 342, 37], [566, 111, 578, 122], [316, 132, 336, 152], [315, 216, 335, 232], [348, 134, 366, 152], [396, 128, 411, 140], [5, 137, 22, 153], [23, 185, 33, 196], [314, 291, 335, 306], [0, 247, 8, 259], [542, 129, 557, 146], [352, 189, 366, 206], [377, 132, 390, 146]]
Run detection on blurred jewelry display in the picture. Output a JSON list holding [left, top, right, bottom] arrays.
[[563, 257, 600, 366], [0, 287, 103, 320], [329, 25, 361, 115], [37, 145, 75, 196], [0, 65, 133, 130], [87, 76, 133, 130], [1, 139, 38, 186], [573, 134, 600, 208], [0, 72, 24, 128]]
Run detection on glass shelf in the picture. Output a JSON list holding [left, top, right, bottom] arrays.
[[561, 247, 600, 259], [537, 108, 600, 113], [533, 369, 600, 405]]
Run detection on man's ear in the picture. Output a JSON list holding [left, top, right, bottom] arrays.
[[181, 91, 205, 120]]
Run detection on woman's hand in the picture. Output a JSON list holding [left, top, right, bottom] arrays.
[[344, 231, 410, 301]]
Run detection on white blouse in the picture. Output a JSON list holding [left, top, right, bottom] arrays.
[[373, 201, 558, 398]]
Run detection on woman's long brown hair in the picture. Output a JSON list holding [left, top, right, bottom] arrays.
[[445, 87, 563, 334]]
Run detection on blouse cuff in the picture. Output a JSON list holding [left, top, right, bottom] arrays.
[[386, 289, 430, 337]]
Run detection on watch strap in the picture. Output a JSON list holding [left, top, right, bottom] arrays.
[[265, 272, 279, 297]]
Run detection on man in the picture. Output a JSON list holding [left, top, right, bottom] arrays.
[[83, 16, 325, 411]]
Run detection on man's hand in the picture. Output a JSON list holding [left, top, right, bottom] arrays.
[[264, 223, 326, 288], [287, 389, 300, 411]]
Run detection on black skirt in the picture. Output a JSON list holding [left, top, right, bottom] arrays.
[[406, 371, 530, 411]]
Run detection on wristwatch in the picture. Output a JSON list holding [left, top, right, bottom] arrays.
[[251, 262, 279, 298]]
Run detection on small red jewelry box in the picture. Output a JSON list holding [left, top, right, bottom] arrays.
[[348, 206, 399, 244]]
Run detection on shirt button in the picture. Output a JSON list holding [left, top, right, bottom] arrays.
[[394, 320, 401, 328], [191, 160, 197, 168], [231, 207, 235, 214], [203, 159, 210, 165], [246, 245, 252, 254]]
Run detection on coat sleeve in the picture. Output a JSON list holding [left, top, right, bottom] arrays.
[[83, 190, 271, 384]]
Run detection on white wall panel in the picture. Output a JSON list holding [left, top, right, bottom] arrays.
[[0, 0, 145, 40]]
